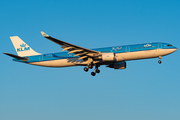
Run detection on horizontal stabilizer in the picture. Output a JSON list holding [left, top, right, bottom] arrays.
[[4, 53, 28, 61]]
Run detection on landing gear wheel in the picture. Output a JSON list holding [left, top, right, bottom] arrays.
[[95, 69, 100, 73], [158, 60, 162, 64], [91, 72, 96, 76], [158, 56, 162, 64], [84, 67, 88, 72]]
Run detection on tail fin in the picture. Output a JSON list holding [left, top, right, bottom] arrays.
[[10, 36, 41, 57]]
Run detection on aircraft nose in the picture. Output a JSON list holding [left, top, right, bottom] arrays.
[[172, 47, 177, 52], [175, 47, 177, 51]]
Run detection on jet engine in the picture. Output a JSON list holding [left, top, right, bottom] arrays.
[[107, 61, 126, 69], [102, 53, 115, 61]]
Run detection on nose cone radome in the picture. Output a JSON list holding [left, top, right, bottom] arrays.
[[164, 47, 177, 56], [171, 48, 177, 53]]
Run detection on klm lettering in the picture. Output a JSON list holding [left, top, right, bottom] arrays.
[[17, 47, 30, 52], [17, 43, 30, 52]]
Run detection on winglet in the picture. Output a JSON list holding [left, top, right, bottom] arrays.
[[41, 31, 49, 37]]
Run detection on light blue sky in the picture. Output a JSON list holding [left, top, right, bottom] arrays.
[[0, 0, 180, 120]]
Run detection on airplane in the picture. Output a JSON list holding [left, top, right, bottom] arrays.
[[4, 31, 177, 76]]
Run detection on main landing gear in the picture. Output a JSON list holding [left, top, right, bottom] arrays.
[[83, 63, 93, 72], [158, 56, 162, 64], [84, 64, 100, 76], [91, 67, 100, 76]]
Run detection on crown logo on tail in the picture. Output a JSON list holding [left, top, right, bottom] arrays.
[[17, 43, 30, 52], [20, 43, 26, 47]]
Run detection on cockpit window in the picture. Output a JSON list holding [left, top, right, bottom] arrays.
[[167, 44, 172, 46]]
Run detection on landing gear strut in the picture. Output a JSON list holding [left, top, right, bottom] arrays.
[[95, 64, 100, 73], [88, 63, 93, 69], [158, 56, 162, 64]]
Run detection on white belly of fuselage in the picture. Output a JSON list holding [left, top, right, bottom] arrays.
[[29, 48, 176, 67], [116, 48, 176, 61], [29, 58, 88, 67]]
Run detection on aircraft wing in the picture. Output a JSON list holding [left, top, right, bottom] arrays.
[[41, 31, 100, 60]]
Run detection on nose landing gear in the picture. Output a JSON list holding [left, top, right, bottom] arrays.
[[158, 60, 162, 64], [158, 56, 162, 64]]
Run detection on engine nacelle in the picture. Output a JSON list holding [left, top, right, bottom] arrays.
[[107, 61, 126, 69], [102, 53, 115, 61]]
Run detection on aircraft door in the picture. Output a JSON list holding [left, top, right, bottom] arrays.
[[39, 55, 43, 61], [158, 44, 162, 49], [126, 46, 130, 52]]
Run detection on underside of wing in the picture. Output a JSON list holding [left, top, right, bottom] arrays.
[[41, 31, 100, 60]]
